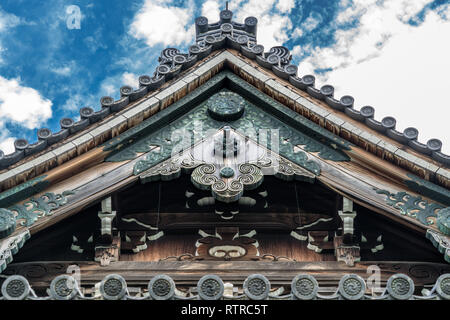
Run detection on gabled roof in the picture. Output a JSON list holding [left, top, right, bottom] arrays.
[[0, 8, 449, 270], [0, 8, 448, 173]]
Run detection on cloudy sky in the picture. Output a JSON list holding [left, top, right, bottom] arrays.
[[0, 0, 449, 155]]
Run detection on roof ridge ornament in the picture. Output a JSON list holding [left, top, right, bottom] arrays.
[[1, 7, 448, 171]]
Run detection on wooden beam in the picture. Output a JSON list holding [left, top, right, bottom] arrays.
[[4, 260, 448, 289]]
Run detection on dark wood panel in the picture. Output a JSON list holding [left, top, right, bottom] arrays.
[[120, 232, 334, 262]]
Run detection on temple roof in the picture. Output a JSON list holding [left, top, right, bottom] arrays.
[[0, 7, 449, 173], [0, 7, 449, 272]]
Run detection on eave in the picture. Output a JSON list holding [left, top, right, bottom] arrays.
[[0, 49, 449, 271]]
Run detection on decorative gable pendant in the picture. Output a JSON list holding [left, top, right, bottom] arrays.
[[140, 126, 315, 205], [191, 162, 263, 203]]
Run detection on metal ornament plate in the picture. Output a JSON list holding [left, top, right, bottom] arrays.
[[291, 274, 318, 300], [386, 274, 415, 300], [197, 275, 224, 300], [437, 207, 450, 235], [148, 275, 176, 300], [0, 208, 16, 239], [338, 274, 366, 300], [100, 274, 127, 300], [207, 91, 245, 121], [243, 274, 270, 300], [50, 275, 79, 300], [436, 274, 450, 300], [1, 275, 30, 300]]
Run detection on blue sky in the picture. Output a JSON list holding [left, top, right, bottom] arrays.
[[0, 0, 449, 154]]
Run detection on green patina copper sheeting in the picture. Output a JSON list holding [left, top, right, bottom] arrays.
[[108, 88, 348, 175], [9, 191, 75, 228], [405, 174, 450, 207], [376, 188, 443, 227], [0, 175, 50, 209], [106, 73, 351, 176]]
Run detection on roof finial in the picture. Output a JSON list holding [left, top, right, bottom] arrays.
[[226, 1, 229, 11]]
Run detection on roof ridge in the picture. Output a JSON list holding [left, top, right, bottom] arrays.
[[1, 8, 448, 170]]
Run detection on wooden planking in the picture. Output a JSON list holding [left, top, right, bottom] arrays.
[[257, 234, 335, 262], [120, 233, 334, 262], [121, 234, 198, 262], [227, 49, 447, 186], [2, 59, 446, 239]]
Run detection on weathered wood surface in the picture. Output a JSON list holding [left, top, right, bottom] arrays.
[[6, 137, 439, 240], [2, 61, 447, 240], [119, 234, 335, 263], [4, 260, 449, 288], [118, 212, 335, 231], [232, 49, 445, 180]]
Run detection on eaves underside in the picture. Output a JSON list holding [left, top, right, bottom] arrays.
[[0, 50, 449, 271]]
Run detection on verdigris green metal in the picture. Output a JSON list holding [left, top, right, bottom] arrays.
[[106, 71, 351, 176], [405, 174, 450, 207], [0, 175, 50, 208], [103, 72, 227, 154], [9, 191, 75, 227], [226, 72, 352, 152], [437, 207, 450, 236], [376, 188, 443, 226], [119, 89, 332, 175], [0, 209, 16, 239]]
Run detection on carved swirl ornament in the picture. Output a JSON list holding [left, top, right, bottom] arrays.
[[148, 275, 175, 300], [207, 91, 245, 121], [436, 274, 450, 300], [6, 191, 75, 230], [291, 274, 318, 300], [387, 274, 414, 300], [0, 209, 16, 238], [376, 189, 442, 227], [338, 274, 366, 300], [437, 207, 450, 235], [1, 275, 30, 300], [197, 275, 224, 300], [191, 163, 263, 203], [50, 275, 79, 300], [100, 274, 127, 300], [243, 274, 270, 300]]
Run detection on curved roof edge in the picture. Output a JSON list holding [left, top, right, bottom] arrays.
[[0, 8, 448, 172]]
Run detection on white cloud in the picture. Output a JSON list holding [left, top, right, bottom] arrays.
[[122, 72, 139, 88], [97, 71, 140, 99], [0, 76, 52, 129], [235, 0, 293, 48], [0, 129, 15, 154], [51, 61, 77, 77], [277, 0, 295, 14], [130, 0, 195, 47], [130, 0, 296, 50], [299, 0, 450, 153], [61, 93, 84, 112], [302, 12, 323, 32], [0, 8, 21, 32], [292, 27, 303, 38], [201, 0, 221, 21]]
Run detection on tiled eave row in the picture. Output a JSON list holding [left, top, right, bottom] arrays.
[[0, 50, 448, 194], [1, 272, 449, 300]]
